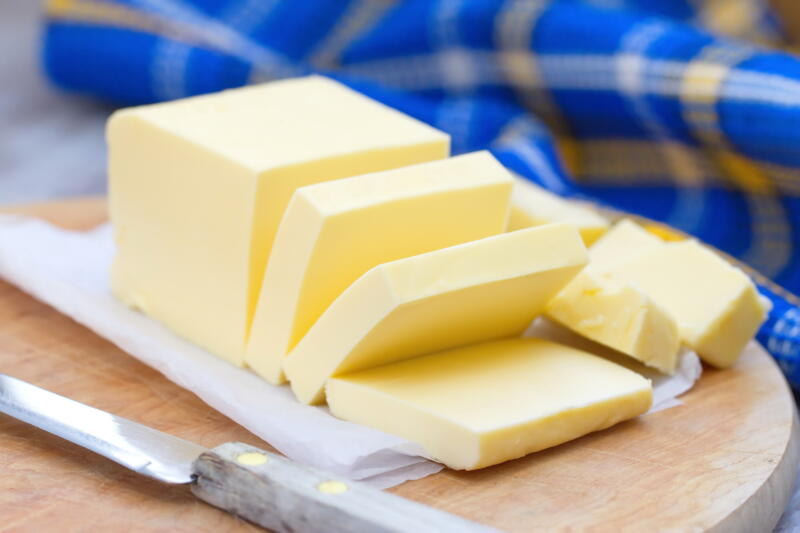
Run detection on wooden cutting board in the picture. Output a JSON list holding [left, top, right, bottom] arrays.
[[0, 197, 798, 532]]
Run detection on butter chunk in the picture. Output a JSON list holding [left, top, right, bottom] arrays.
[[246, 151, 513, 384], [109, 75, 448, 365], [327, 338, 652, 470], [546, 220, 680, 373], [546, 272, 680, 374], [509, 177, 609, 245], [587, 218, 664, 272], [285, 224, 588, 404], [608, 239, 771, 368]]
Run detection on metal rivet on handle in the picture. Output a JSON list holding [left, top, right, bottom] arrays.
[[317, 480, 349, 494], [236, 452, 269, 466]]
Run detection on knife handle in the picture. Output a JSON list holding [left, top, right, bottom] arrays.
[[191, 442, 494, 533]]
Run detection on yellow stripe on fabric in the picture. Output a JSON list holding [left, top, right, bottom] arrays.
[[46, 0, 221, 50], [556, 136, 581, 177], [561, 137, 800, 198], [46, 0, 156, 30], [495, 0, 579, 180], [758, 162, 800, 197], [697, 0, 778, 45], [680, 42, 792, 278], [569, 139, 719, 185], [615, 16, 709, 221], [698, 0, 757, 38], [309, 0, 398, 69], [495, 1, 565, 125]]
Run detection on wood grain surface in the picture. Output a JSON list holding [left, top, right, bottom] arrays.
[[0, 197, 798, 532]]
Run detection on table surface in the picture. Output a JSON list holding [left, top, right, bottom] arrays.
[[0, 197, 798, 532]]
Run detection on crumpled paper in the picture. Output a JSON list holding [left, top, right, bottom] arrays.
[[0, 215, 702, 488]]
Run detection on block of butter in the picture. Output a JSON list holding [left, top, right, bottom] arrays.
[[109, 75, 449, 364], [509, 177, 609, 245], [246, 151, 513, 383], [546, 271, 680, 373], [284, 223, 588, 404], [587, 219, 664, 272], [608, 235, 771, 368], [546, 219, 680, 373], [573, 220, 769, 368], [327, 338, 652, 470]]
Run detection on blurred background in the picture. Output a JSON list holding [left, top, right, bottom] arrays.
[[2, 1, 110, 204], [3, 0, 799, 205]]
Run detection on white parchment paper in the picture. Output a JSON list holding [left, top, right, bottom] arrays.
[[0, 215, 702, 488]]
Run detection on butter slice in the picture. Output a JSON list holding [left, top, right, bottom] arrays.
[[546, 272, 680, 373], [327, 338, 652, 470], [109, 75, 448, 364], [246, 152, 513, 383], [284, 224, 588, 404], [509, 177, 609, 245], [609, 238, 771, 368]]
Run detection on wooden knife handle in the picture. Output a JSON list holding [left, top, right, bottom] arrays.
[[191, 442, 495, 533]]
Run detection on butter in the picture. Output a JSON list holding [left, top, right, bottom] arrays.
[[109, 75, 448, 364], [546, 219, 681, 372], [509, 177, 609, 245], [609, 237, 771, 368], [546, 272, 680, 373], [246, 152, 513, 383], [284, 223, 588, 404], [587, 218, 664, 272], [565, 219, 769, 368], [327, 338, 653, 470]]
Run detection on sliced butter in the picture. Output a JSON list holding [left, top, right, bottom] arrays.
[[284, 223, 588, 404], [327, 338, 653, 470], [509, 177, 609, 245], [246, 151, 513, 383], [109, 75, 448, 365]]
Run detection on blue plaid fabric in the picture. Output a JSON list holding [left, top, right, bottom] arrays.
[[42, 0, 800, 387]]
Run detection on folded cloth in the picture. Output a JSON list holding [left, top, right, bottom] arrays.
[[40, 0, 800, 387]]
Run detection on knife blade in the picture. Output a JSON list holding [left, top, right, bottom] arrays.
[[0, 374, 494, 533]]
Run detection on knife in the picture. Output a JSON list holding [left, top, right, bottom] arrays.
[[0, 374, 494, 533]]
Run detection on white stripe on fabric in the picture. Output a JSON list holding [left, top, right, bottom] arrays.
[[152, 39, 191, 100], [221, 0, 280, 35], [617, 19, 708, 231], [435, 97, 475, 153], [496, 115, 567, 193], [768, 307, 800, 374]]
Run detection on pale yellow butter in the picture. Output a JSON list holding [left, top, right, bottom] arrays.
[[509, 177, 609, 245], [546, 272, 680, 373], [284, 223, 588, 404], [245, 151, 513, 383], [587, 218, 664, 272], [546, 220, 680, 373], [609, 238, 771, 368], [562, 219, 769, 368], [109, 75, 448, 364], [327, 338, 652, 470]]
